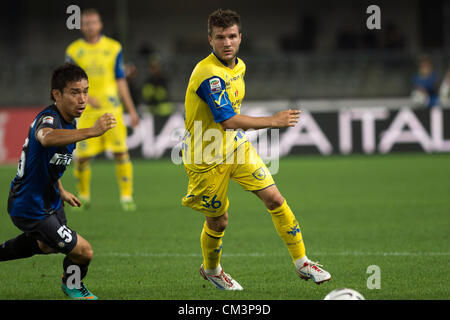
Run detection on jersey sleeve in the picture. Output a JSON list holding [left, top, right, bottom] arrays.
[[114, 50, 125, 79], [196, 76, 236, 123], [34, 112, 61, 142], [65, 54, 76, 64], [65, 43, 77, 65]]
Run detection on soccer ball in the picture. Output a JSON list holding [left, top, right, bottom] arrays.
[[323, 288, 365, 300]]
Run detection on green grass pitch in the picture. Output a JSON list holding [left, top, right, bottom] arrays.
[[0, 153, 449, 300]]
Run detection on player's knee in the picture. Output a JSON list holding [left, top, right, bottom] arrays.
[[207, 212, 228, 232], [254, 185, 285, 210], [114, 152, 129, 163], [215, 220, 228, 232], [265, 194, 285, 211], [70, 241, 93, 264], [84, 246, 94, 262], [76, 157, 91, 166], [80, 242, 94, 262], [77, 250, 93, 265]]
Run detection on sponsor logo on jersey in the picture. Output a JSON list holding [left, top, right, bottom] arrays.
[[210, 90, 230, 109], [209, 78, 222, 92], [252, 167, 266, 180], [76, 48, 84, 58], [42, 116, 54, 125], [49, 153, 73, 166]]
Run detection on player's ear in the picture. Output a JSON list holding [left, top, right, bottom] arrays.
[[52, 89, 62, 102], [208, 34, 213, 47]]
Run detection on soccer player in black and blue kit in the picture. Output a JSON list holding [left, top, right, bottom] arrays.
[[0, 63, 116, 300]]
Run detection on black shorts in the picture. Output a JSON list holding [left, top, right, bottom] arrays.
[[10, 207, 78, 255]]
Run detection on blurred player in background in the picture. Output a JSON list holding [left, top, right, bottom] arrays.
[[65, 8, 140, 211], [0, 63, 116, 299], [141, 56, 174, 132], [411, 55, 440, 108], [181, 9, 331, 290], [439, 67, 450, 107]]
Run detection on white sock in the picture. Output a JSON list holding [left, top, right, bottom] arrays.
[[205, 265, 222, 276], [294, 256, 309, 269]]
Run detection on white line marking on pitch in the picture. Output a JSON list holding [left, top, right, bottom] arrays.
[[98, 251, 450, 258]]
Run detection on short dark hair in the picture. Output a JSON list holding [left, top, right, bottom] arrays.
[[81, 8, 101, 18], [418, 54, 432, 66], [50, 63, 88, 101], [208, 9, 241, 36]]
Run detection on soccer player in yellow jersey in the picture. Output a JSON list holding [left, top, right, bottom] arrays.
[[65, 9, 140, 211], [182, 9, 331, 290]]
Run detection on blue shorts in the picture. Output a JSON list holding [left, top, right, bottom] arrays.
[[10, 207, 78, 255]]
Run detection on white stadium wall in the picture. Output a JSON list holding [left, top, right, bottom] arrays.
[[122, 98, 450, 160], [1, 98, 449, 164]]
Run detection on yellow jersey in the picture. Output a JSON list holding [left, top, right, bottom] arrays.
[[182, 52, 247, 172], [65, 35, 125, 116]]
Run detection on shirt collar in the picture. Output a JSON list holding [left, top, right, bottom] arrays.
[[81, 34, 104, 45], [212, 51, 238, 68]]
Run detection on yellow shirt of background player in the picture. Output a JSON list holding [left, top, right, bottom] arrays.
[[183, 52, 247, 173], [65, 35, 125, 117]]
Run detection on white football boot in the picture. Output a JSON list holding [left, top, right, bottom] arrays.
[[200, 264, 243, 291], [297, 260, 331, 284]]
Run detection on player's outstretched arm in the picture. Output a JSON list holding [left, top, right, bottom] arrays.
[[37, 113, 117, 147], [220, 109, 301, 131]]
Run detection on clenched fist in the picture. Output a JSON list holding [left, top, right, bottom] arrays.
[[92, 113, 117, 136]]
